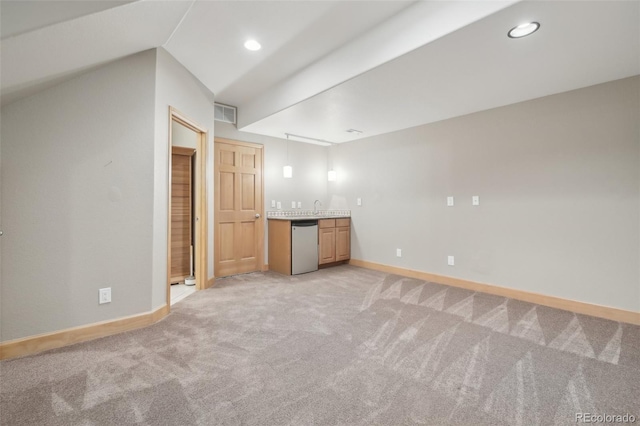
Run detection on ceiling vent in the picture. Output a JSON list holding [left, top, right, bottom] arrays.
[[214, 103, 237, 124]]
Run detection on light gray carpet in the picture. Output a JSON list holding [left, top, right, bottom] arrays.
[[1, 265, 639, 425]]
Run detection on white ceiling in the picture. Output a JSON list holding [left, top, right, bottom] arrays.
[[164, 0, 414, 107], [244, 0, 640, 143], [1, 0, 191, 105], [0, 0, 135, 39], [2, 1, 639, 145]]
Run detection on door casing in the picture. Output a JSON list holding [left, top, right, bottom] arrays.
[[167, 107, 208, 308]]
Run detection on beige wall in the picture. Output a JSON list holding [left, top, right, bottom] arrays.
[[172, 121, 199, 149], [0, 47, 218, 342], [153, 48, 216, 308], [331, 76, 640, 312], [1, 50, 158, 341]]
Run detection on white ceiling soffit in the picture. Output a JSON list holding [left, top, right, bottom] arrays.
[[0, 0, 137, 39], [0, 0, 191, 103], [237, 0, 518, 129], [242, 0, 640, 143], [164, 0, 414, 107]]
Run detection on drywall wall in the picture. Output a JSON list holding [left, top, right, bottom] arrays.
[[154, 48, 216, 307], [0, 50, 157, 341], [0, 98, 3, 331], [172, 120, 198, 148], [331, 76, 640, 312], [215, 122, 329, 263]]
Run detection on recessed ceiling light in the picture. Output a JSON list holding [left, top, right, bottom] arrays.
[[508, 22, 540, 39], [244, 39, 261, 51], [346, 129, 363, 134]]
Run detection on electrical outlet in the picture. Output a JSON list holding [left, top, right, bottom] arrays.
[[447, 196, 454, 207], [447, 256, 455, 266], [291, 201, 296, 209], [271, 200, 276, 208], [297, 201, 302, 209], [276, 201, 282, 210], [357, 197, 362, 206], [99, 287, 111, 304], [396, 248, 402, 257], [472, 195, 480, 206]]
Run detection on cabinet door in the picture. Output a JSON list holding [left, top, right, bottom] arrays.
[[268, 220, 291, 275], [336, 226, 350, 261], [319, 227, 336, 264]]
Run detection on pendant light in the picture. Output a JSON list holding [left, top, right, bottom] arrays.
[[283, 135, 292, 178]]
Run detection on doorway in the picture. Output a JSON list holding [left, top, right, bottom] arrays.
[[170, 146, 196, 304], [214, 138, 264, 277], [168, 108, 207, 307]]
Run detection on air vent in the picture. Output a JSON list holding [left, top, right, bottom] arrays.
[[214, 103, 237, 124]]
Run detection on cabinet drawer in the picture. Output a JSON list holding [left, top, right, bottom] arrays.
[[319, 219, 336, 229], [336, 218, 350, 227]]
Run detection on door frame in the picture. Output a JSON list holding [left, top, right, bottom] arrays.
[[167, 107, 208, 309], [214, 137, 265, 277]]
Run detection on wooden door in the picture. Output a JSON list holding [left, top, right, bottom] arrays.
[[319, 228, 336, 265], [214, 139, 263, 277], [171, 148, 194, 283]]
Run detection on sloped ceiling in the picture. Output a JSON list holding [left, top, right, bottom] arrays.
[[0, 0, 136, 38], [243, 0, 640, 143], [0, 1, 192, 105], [2, 1, 638, 145], [163, 0, 414, 106]]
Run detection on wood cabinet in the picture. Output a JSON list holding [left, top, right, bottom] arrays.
[[319, 218, 350, 265], [319, 227, 336, 264], [268, 217, 351, 274], [336, 225, 351, 261], [268, 220, 292, 275]]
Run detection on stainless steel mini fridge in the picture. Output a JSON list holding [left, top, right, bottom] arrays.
[[291, 220, 319, 275]]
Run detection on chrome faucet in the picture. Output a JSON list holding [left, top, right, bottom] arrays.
[[313, 200, 322, 215]]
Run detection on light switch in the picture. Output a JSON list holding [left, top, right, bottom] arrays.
[[448, 256, 455, 266], [276, 201, 281, 210], [396, 248, 402, 257], [271, 200, 276, 208], [472, 196, 480, 206], [297, 201, 302, 209], [291, 201, 296, 209], [357, 198, 362, 206], [447, 196, 454, 207]]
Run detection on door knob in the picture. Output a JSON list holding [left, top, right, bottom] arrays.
[[255, 214, 261, 219]]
